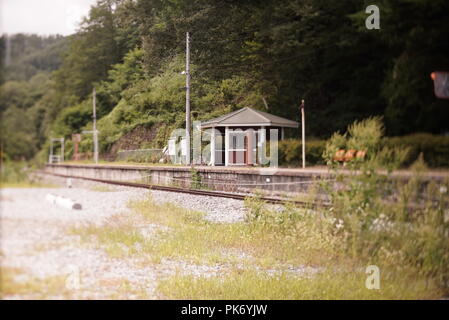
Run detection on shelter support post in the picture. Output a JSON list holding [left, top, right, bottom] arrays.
[[258, 126, 266, 164], [210, 128, 216, 166], [225, 126, 230, 166], [246, 129, 254, 165]]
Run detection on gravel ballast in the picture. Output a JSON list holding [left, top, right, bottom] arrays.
[[0, 178, 248, 299], [36, 174, 248, 223], [1, 175, 317, 299]]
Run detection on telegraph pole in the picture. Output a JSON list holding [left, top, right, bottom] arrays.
[[300, 99, 306, 169], [93, 88, 99, 164], [185, 32, 191, 165]]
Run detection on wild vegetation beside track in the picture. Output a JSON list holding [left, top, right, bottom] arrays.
[[2, 118, 448, 299]]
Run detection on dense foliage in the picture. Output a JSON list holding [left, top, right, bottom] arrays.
[[1, 0, 448, 162]]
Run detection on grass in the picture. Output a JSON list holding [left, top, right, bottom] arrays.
[[72, 198, 338, 267], [1, 264, 152, 300], [70, 196, 445, 299], [159, 269, 441, 300], [0, 267, 71, 299], [89, 185, 116, 192], [77, 223, 147, 258], [0, 181, 59, 189], [131, 199, 346, 268]]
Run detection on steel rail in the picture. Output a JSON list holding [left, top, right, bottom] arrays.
[[36, 170, 326, 207]]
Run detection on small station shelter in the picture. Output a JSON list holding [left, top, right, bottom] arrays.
[[201, 107, 299, 166]]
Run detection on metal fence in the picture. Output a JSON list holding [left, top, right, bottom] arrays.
[[116, 148, 164, 163]]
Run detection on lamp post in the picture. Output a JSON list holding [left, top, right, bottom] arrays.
[[92, 88, 99, 164], [185, 32, 191, 165], [300, 99, 306, 169]]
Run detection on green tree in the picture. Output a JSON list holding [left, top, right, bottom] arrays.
[[379, 0, 449, 135], [53, 0, 132, 101], [0, 106, 37, 159]]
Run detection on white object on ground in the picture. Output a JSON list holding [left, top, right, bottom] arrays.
[[46, 193, 82, 210]]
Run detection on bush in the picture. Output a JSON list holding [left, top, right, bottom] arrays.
[[322, 117, 404, 168], [252, 118, 449, 292], [0, 161, 28, 184], [280, 133, 449, 168], [322, 117, 449, 169], [347, 116, 384, 151], [320, 118, 449, 291], [322, 132, 346, 165], [248, 148, 449, 293], [190, 168, 202, 189], [322, 154, 449, 292], [279, 139, 326, 167], [385, 133, 449, 168]]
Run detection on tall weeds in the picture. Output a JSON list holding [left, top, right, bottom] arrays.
[[246, 117, 449, 293], [0, 161, 29, 184]]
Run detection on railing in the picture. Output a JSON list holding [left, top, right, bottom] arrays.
[[116, 148, 164, 163], [48, 155, 62, 164]]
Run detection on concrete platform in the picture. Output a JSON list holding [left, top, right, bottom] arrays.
[[44, 163, 449, 197], [44, 164, 331, 196]]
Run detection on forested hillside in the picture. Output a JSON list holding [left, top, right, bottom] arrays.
[[0, 34, 68, 159], [1, 0, 449, 162]]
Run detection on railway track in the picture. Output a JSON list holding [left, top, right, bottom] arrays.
[[36, 170, 325, 207]]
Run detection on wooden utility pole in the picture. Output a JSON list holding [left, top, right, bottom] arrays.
[[300, 99, 306, 169], [61, 138, 65, 162], [72, 134, 81, 161], [185, 32, 191, 166], [49, 139, 53, 163], [93, 88, 99, 164], [0, 140, 3, 171]]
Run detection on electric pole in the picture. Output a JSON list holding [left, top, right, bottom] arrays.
[[93, 88, 99, 164], [185, 32, 191, 166], [300, 99, 306, 169]]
